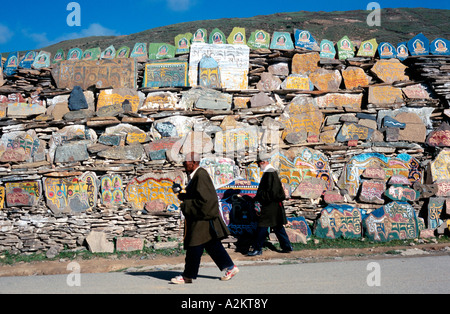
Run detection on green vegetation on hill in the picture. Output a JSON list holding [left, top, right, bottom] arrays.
[[36, 8, 449, 56]]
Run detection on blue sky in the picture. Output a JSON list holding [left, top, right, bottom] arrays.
[[0, 0, 448, 53]]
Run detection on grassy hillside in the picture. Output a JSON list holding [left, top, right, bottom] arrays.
[[26, 8, 450, 55]]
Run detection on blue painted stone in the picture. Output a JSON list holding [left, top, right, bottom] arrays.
[[294, 29, 319, 51], [408, 33, 429, 56], [155, 122, 178, 137], [378, 42, 396, 59], [287, 216, 312, 238], [362, 201, 420, 242], [430, 38, 450, 56], [19, 51, 37, 69], [383, 116, 406, 128], [314, 204, 364, 239], [68, 86, 89, 111], [99, 135, 121, 146], [148, 149, 167, 161], [4, 52, 19, 76]]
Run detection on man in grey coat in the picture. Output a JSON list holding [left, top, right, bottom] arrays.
[[171, 152, 239, 284]]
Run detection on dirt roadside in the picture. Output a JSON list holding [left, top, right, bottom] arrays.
[[0, 242, 449, 277]]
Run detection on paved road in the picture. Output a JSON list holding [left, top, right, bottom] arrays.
[[0, 255, 448, 295]]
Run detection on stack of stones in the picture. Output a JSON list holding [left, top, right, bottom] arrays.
[[0, 33, 449, 255]]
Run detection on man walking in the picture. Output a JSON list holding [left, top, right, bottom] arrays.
[[171, 152, 239, 284], [248, 154, 293, 256]]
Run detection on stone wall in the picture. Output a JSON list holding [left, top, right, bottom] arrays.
[[0, 34, 450, 255]]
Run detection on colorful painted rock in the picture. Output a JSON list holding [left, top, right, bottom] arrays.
[[200, 157, 240, 188], [357, 38, 378, 57], [148, 43, 176, 60], [192, 28, 207, 44], [427, 123, 450, 147], [320, 39, 336, 59], [33, 51, 51, 69], [19, 51, 37, 69], [198, 56, 221, 89], [287, 216, 312, 238], [385, 184, 420, 202], [125, 171, 185, 212], [294, 29, 319, 51], [43, 172, 98, 214], [142, 60, 189, 88], [227, 27, 246, 45], [270, 32, 294, 50], [315, 205, 363, 239], [396, 42, 409, 61], [428, 197, 445, 229], [408, 33, 429, 56], [130, 43, 148, 60], [378, 42, 396, 59], [175, 33, 192, 54], [100, 174, 124, 207], [101, 45, 116, 60], [67, 48, 83, 61], [371, 58, 408, 83], [52, 49, 65, 64], [247, 29, 270, 49], [336, 123, 374, 142], [115, 46, 130, 58], [359, 180, 385, 204], [363, 201, 421, 242], [209, 28, 226, 45], [82, 48, 101, 61], [5, 181, 41, 207], [4, 52, 19, 76], [337, 36, 355, 60], [338, 153, 422, 198], [430, 38, 450, 55], [383, 116, 406, 128]]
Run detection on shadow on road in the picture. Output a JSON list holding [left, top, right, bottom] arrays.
[[125, 270, 219, 282]]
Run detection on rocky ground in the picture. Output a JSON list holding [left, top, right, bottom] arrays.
[[1, 242, 449, 278]]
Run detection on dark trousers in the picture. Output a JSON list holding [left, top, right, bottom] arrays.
[[183, 238, 234, 279], [253, 225, 292, 251]]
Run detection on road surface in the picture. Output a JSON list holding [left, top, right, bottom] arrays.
[[0, 254, 448, 295]]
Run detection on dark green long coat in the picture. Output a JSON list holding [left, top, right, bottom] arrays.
[[181, 167, 230, 248], [254, 169, 287, 228]]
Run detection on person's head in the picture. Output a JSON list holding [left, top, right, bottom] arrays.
[[256, 152, 271, 170], [183, 152, 200, 174]]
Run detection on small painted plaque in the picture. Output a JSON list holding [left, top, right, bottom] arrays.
[[52, 49, 66, 64], [192, 28, 207, 44], [270, 32, 294, 50], [378, 42, 396, 59], [82, 47, 101, 61], [209, 28, 226, 45], [4, 52, 19, 76], [148, 43, 176, 60], [247, 30, 270, 49], [130, 43, 148, 59], [101, 45, 116, 59], [337, 36, 355, 60], [430, 38, 450, 56], [19, 51, 37, 69], [320, 39, 336, 59], [227, 27, 246, 45], [32, 51, 51, 69], [115, 46, 130, 58], [175, 33, 193, 54], [408, 33, 429, 56], [357, 38, 378, 57], [396, 42, 409, 61], [294, 29, 319, 50], [67, 48, 83, 61]]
